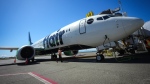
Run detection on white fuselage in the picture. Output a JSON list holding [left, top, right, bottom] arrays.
[[32, 14, 144, 51]]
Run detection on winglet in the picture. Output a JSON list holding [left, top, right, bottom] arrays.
[[28, 32, 33, 45]]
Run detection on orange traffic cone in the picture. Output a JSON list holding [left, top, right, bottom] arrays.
[[25, 58, 28, 64], [14, 58, 16, 63]]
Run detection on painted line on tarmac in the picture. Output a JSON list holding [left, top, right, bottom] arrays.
[[28, 72, 57, 84], [0, 73, 27, 77]]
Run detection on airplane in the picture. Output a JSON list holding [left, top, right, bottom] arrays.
[[0, 13, 144, 64], [133, 20, 150, 53]]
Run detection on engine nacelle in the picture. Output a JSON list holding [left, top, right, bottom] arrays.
[[16, 45, 35, 60], [64, 50, 78, 56]]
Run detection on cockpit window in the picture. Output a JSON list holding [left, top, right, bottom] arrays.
[[103, 16, 110, 20], [97, 17, 103, 20], [108, 15, 114, 17]]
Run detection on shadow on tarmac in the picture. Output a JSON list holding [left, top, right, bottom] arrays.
[[0, 52, 150, 66], [27, 52, 150, 64], [65, 52, 150, 64], [16, 62, 40, 66], [0, 63, 16, 66], [0, 62, 40, 66]]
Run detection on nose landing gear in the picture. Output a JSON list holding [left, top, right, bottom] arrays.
[[96, 52, 104, 62]]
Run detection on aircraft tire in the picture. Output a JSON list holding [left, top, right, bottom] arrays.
[[96, 54, 104, 62]]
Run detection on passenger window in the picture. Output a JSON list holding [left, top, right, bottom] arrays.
[[97, 17, 103, 20], [87, 18, 94, 24], [103, 16, 110, 20]]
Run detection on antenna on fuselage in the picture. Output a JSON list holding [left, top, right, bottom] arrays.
[[118, 0, 127, 16], [118, 0, 123, 13]]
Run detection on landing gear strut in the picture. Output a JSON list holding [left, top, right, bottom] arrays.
[[96, 52, 104, 62], [51, 53, 57, 60]]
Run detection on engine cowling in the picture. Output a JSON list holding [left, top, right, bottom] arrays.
[[16, 45, 35, 60], [64, 50, 78, 56]]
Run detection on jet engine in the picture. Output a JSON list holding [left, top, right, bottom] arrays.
[[16, 45, 35, 60], [64, 50, 78, 56]]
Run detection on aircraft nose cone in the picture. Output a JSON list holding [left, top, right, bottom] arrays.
[[134, 18, 144, 28], [123, 17, 144, 36], [139, 18, 144, 26]]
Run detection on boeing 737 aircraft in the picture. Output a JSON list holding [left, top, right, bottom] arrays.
[[0, 13, 144, 64]]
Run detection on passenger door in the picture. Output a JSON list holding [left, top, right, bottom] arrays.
[[79, 19, 86, 34]]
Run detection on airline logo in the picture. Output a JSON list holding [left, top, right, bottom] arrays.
[[43, 30, 65, 48]]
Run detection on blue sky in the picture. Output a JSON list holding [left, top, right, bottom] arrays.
[[0, 0, 150, 57]]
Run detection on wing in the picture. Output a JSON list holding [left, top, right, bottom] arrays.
[[0, 47, 19, 52], [0, 46, 45, 54]]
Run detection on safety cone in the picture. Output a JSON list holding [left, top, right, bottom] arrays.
[[14, 58, 16, 63], [25, 58, 28, 65]]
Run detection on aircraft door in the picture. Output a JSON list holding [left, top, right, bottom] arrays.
[[79, 19, 86, 34]]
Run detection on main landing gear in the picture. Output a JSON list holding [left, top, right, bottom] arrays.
[[51, 53, 57, 60], [96, 52, 104, 62]]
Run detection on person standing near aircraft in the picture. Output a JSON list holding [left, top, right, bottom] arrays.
[[58, 48, 63, 62]]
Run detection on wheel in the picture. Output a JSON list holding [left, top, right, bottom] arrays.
[[96, 54, 104, 62]]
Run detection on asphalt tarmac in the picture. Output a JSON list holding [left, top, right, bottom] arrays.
[[0, 52, 150, 84]]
